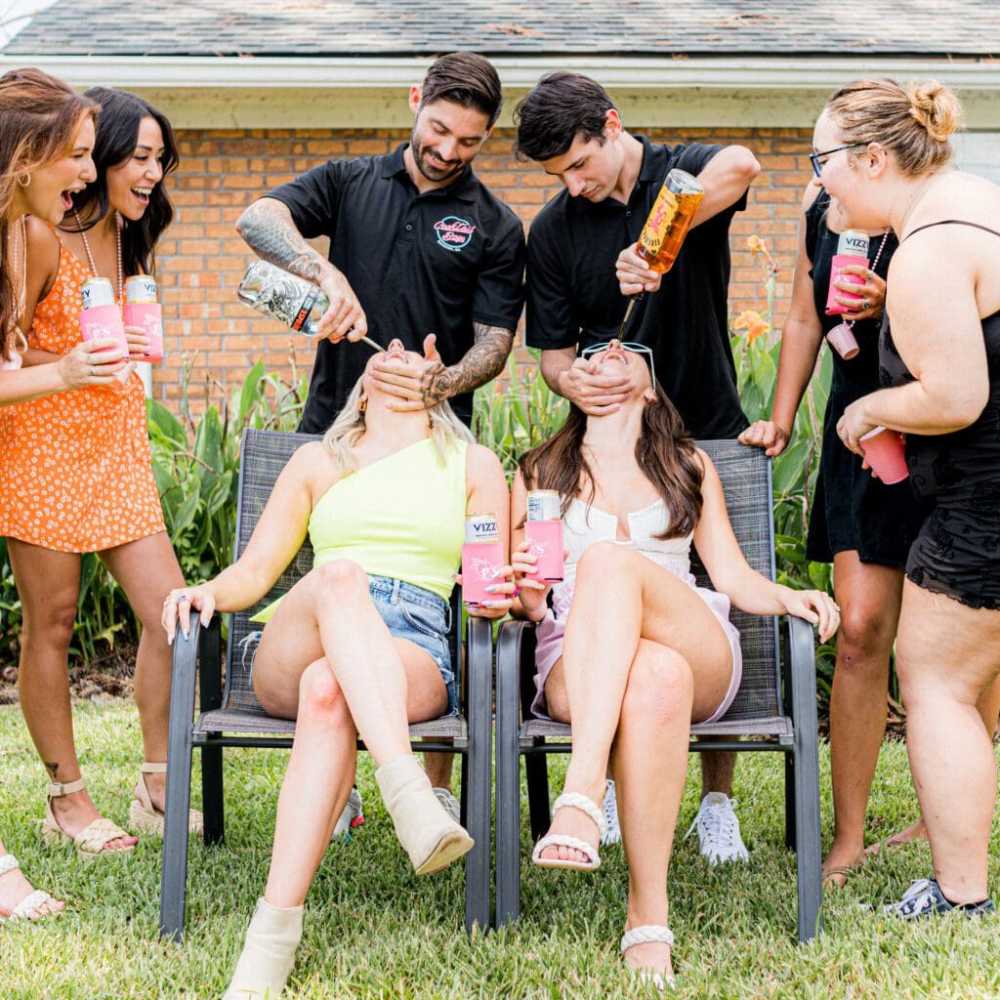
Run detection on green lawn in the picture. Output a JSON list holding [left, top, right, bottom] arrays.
[[2, 702, 998, 1000]]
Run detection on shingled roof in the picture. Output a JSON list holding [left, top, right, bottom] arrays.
[[2, 0, 999, 58]]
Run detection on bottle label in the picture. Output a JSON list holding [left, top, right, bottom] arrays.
[[465, 514, 499, 543], [637, 186, 679, 258]]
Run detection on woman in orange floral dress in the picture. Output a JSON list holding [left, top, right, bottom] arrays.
[[0, 87, 200, 858]]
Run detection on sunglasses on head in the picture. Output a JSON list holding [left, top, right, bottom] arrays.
[[580, 340, 657, 392]]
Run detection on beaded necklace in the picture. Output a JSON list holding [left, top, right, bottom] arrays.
[[74, 209, 123, 304]]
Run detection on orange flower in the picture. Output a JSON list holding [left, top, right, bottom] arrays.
[[747, 234, 766, 255], [732, 309, 770, 343]]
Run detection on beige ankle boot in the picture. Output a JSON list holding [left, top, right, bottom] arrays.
[[375, 755, 474, 875], [222, 897, 303, 1000]]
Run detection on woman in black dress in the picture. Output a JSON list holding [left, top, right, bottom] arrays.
[[829, 78, 1000, 917], [741, 178, 926, 886]]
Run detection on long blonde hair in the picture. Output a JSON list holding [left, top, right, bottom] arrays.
[[321, 376, 475, 473], [825, 78, 962, 177]]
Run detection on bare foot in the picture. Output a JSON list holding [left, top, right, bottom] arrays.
[[537, 790, 603, 865], [865, 818, 928, 858], [623, 938, 674, 984], [0, 854, 65, 919], [821, 842, 867, 889], [50, 790, 137, 852]]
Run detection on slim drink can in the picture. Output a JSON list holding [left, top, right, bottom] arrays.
[[525, 490, 564, 582], [125, 274, 157, 304], [836, 231, 869, 257], [825, 230, 870, 317], [526, 490, 561, 522], [81, 276, 116, 310], [462, 513, 504, 607]]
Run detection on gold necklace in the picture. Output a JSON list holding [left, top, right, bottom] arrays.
[[74, 209, 123, 303]]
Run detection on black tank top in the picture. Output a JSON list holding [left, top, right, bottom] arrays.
[[879, 220, 1000, 501]]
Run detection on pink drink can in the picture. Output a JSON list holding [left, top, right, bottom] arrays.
[[825, 230, 869, 316], [124, 275, 163, 363], [525, 490, 564, 582], [79, 277, 128, 355], [461, 513, 504, 608]]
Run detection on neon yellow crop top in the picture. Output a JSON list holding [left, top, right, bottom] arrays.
[[250, 437, 467, 624]]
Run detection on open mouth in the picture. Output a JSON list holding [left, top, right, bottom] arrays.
[[60, 190, 74, 210], [132, 187, 152, 206]]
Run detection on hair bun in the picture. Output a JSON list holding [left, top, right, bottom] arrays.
[[907, 80, 961, 143]]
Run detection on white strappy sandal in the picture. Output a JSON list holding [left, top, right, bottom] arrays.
[[531, 792, 606, 872], [40, 778, 136, 859], [129, 762, 204, 837], [0, 853, 63, 923], [620, 924, 676, 990]]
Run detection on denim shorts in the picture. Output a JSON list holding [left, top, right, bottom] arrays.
[[242, 574, 457, 717]]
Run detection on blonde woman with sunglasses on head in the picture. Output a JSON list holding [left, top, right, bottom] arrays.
[[510, 340, 839, 987]]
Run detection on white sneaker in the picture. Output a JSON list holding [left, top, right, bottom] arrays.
[[331, 787, 365, 842], [600, 779, 621, 846], [432, 786, 461, 825], [684, 792, 749, 865]]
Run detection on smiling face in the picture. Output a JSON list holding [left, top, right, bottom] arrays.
[[585, 339, 655, 401], [21, 114, 97, 225], [105, 115, 166, 222], [812, 109, 890, 231], [539, 112, 625, 202], [408, 92, 491, 184]]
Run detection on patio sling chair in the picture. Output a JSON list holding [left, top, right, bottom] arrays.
[[158, 428, 493, 941], [494, 439, 823, 942]]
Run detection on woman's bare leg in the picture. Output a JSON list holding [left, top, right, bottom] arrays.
[[823, 552, 903, 882], [258, 638, 446, 909], [9, 539, 135, 850], [613, 641, 693, 980], [896, 581, 1000, 904], [253, 561, 442, 765], [540, 542, 732, 864], [101, 532, 185, 811]]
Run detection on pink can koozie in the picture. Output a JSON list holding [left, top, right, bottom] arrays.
[[859, 426, 908, 485], [525, 519, 564, 582], [79, 303, 128, 355], [824, 253, 866, 315], [123, 302, 164, 363], [826, 322, 860, 360], [462, 513, 504, 608]]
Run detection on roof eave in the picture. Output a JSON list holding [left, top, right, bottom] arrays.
[[2, 53, 998, 90]]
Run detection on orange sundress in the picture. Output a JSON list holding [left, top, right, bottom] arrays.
[[0, 244, 165, 552]]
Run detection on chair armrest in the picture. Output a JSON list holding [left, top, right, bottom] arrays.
[[197, 616, 224, 714], [465, 615, 493, 710], [782, 614, 820, 748]]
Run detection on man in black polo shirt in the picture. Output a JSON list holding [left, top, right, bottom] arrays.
[[237, 51, 525, 432], [515, 71, 760, 865], [235, 51, 524, 832]]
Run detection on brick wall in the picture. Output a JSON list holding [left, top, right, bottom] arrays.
[[155, 126, 812, 406]]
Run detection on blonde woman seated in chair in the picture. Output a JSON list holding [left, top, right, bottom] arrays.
[[161, 339, 511, 1000], [510, 340, 839, 987]]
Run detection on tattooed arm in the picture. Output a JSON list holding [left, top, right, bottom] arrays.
[[369, 323, 515, 411], [236, 197, 368, 342]]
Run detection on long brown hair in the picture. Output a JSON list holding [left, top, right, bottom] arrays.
[[0, 67, 98, 359], [520, 386, 705, 539]]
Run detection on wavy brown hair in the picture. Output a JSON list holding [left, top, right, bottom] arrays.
[[0, 68, 98, 360], [520, 386, 704, 539]]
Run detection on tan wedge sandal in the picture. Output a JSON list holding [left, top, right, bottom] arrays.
[[40, 778, 136, 859], [129, 762, 204, 837]]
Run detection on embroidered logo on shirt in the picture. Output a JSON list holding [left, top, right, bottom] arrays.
[[433, 215, 476, 253]]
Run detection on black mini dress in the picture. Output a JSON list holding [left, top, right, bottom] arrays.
[[804, 191, 926, 567], [879, 219, 1000, 610]]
